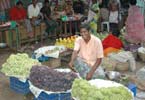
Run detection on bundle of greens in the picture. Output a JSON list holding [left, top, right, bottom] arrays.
[[72, 79, 133, 100], [1, 53, 40, 78]]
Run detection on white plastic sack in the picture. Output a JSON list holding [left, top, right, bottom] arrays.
[[136, 92, 145, 99], [138, 47, 145, 53], [108, 51, 136, 71], [34, 46, 66, 58], [136, 67, 145, 82]]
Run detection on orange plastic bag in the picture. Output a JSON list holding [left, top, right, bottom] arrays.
[[104, 47, 120, 56]]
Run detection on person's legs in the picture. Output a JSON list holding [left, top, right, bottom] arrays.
[[24, 19, 34, 38], [73, 57, 105, 79], [45, 19, 58, 36], [73, 57, 90, 79]]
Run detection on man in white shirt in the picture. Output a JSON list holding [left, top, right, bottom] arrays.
[[28, 0, 40, 19], [26, 0, 41, 38], [28, 0, 41, 26]]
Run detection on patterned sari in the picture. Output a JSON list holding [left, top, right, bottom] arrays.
[[125, 5, 145, 44]]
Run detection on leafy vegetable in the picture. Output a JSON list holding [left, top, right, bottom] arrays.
[[72, 79, 133, 100], [1, 53, 40, 78], [95, 33, 108, 40]]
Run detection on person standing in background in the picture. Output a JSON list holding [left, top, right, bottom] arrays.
[[125, 0, 145, 44], [109, 0, 121, 37]]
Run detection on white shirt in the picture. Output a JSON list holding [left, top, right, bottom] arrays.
[[109, 11, 119, 23], [28, 4, 40, 19]]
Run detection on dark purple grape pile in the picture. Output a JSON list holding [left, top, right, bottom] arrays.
[[29, 65, 78, 92]]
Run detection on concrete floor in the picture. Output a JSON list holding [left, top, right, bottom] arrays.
[[0, 45, 145, 100]]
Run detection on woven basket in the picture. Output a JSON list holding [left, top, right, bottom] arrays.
[[115, 61, 129, 71], [138, 52, 145, 62], [101, 57, 116, 71], [42, 58, 61, 68]]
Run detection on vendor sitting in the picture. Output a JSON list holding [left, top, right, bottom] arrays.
[[69, 25, 104, 80], [40, 0, 58, 36], [9, 0, 33, 38], [27, 0, 41, 37]]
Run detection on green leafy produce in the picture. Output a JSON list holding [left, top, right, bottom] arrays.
[[1, 53, 40, 78], [72, 79, 133, 100], [95, 33, 108, 40]]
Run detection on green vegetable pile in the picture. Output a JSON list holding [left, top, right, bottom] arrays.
[[95, 33, 108, 40], [72, 79, 133, 100], [1, 53, 40, 78]]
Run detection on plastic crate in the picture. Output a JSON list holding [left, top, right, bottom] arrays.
[[34, 92, 71, 100], [9, 77, 30, 94]]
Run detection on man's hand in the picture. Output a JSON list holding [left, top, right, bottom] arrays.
[[86, 72, 93, 80], [68, 61, 76, 72]]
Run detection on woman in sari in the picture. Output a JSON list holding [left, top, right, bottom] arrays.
[[125, 0, 145, 44]]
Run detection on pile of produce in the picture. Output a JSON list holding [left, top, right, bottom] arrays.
[[119, 26, 127, 44], [55, 35, 77, 49], [30, 65, 78, 92], [95, 33, 108, 40], [1, 53, 40, 78], [72, 79, 133, 100]]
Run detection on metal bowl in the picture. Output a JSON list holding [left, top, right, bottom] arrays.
[[106, 71, 121, 80]]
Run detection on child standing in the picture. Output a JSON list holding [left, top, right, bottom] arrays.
[[109, 1, 121, 37]]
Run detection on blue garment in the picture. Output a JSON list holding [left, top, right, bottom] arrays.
[[136, 0, 145, 15]]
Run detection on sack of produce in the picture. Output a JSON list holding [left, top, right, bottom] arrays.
[[109, 51, 136, 72], [103, 47, 120, 57], [115, 61, 129, 71], [101, 57, 117, 71], [29, 65, 78, 92], [29, 66, 79, 99], [138, 47, 145, 62], [72, 79, 133, 100], [136, 67, 145, 82]]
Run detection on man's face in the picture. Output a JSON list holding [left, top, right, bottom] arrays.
[[32, 0, 37, 5], [17, 4, 23, 9], [80, 28, 90, 41]]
